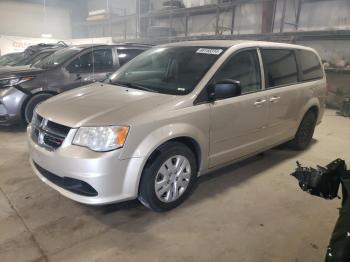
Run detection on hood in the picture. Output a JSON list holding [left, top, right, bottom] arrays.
[[0, 65, 45, 78], [37, 82, 179, 128]]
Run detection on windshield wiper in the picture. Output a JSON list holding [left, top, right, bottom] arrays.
[[110, 81, 158, 93]]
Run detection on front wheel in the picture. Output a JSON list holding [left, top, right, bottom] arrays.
[[138, 142, 198, 212], [290, 110, 317, 150], [23, 93, 53, 124]]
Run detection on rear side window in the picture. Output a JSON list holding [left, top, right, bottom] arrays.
[[297, 50, 323, 81], [92, 49, 114, 71], [67, 48, 113, 73], [261, 49, 298, 88], [117, 49, 144, 66]]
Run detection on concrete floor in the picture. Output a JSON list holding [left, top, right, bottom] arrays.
[[0, 109, 349, 262]]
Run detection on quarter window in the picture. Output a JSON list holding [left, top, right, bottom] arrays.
[[297, 50, 323, 81], [214, 50, 261, 94], [261, 49, 298, 88]]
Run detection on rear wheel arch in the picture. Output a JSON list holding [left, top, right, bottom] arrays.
[[298, 101, 320, 126], [291, 106, 318, 150], [307, 105, 319, 119]]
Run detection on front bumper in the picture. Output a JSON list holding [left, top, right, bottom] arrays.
[[0, 87, 28, 125], [27, 125, 145, 205]]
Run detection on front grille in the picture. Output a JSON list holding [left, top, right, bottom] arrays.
[[0, 115, 9, 122], [34, 162, 98, 197], [31, 114, 70, 150]]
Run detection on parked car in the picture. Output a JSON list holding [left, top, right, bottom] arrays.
[[5, 49, 61, 67], [24, 41, 68, 57], [27, 40, 327, 212], [0, 42, 68, 67], [0, 51, 52, 68], [0, 43, 150, 125], [0, 52, 25, 67]]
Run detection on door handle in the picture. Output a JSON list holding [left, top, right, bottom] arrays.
[[254, 99, 266, 107], [76, 74, 82, 81], [270, 96, 281, 103]]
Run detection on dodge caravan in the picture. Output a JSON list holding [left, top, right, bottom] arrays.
[[27, 40, 326, 212]]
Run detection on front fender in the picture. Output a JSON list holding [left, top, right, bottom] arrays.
[[123, 122, 209, 171], [119, 122, 210, 198]]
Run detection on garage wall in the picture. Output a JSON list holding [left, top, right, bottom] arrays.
[[0, 1, 71, 39], [0, 35, 60, 56], [273, 0, 350, 32]]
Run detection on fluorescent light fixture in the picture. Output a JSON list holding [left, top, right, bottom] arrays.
[[89, 9, 107, 16], [41, 34, 52, 38]]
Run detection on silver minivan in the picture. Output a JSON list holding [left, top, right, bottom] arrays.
[[27, 40, 326, 212]]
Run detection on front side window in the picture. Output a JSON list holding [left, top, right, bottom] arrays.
[[79, 52, 93, 73], [213, 50, 261, 94], [108, 46, 226, 95], [261, 49, 298, 88], [297, 50, 323, 81]]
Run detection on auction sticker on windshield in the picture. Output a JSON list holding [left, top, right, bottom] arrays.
[[196, 48, 223, 55]]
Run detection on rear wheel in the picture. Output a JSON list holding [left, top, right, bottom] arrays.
[[138, 142, 198, 212], [290, 110, 317, 150], [24, 93, 53, 124]]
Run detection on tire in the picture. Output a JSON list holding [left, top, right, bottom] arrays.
[[23, 93, 53, 124], [138, 142, 198, 212], [290, 110, 317, 150]]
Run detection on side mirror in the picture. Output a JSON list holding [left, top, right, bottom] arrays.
[[209, 79, 241, 101], [100, 72, 113, 82]]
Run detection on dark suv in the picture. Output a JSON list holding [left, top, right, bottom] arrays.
[[0, 43, 150, 125]]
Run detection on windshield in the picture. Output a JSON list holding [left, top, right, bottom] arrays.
[[32, 47, 82, 69], [108, 46, 226, 95]]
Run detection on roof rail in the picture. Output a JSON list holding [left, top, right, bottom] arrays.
[[115, 42, 154, 46]]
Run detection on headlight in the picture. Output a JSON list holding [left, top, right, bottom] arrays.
[[72, 126, 129, 152], [0, 76, 34, 89]]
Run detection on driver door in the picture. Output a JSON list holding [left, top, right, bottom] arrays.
[[209, 49, 269, 168], [64, 48, 115, 91]]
